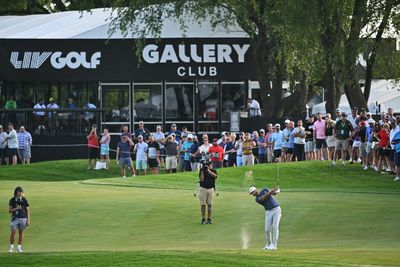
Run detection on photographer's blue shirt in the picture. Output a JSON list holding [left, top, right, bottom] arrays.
[[255, 188, 279, 211]]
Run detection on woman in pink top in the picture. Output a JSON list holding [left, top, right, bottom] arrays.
[[313, 113, 327, 161]]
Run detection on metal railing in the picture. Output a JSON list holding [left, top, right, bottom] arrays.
[[0, 108, 105, 135]]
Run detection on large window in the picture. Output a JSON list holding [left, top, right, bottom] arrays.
[[221, 82, 246, 131], [198, 82, 219, 132], [133, 83, 162, 122], [165, 83, 194, 121]]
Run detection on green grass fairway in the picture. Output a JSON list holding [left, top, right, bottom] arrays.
[[0, 160, 399, 266]]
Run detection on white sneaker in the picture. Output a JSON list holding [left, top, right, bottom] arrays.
[[349, 158, 353, 163], [132, 174, 136, 177], [374, 166, 379, 172], [331, 161, 336, 166], [357, 158, 362, 163], [122, 175, 126, 178], [267, 244, 276, 250], [8, 249, 13, 253], [363, 166, 368, 170], [341, 161, 345, 166], [394, 177, 400, 182], [385, 167, 392, 172], [17, 247, 23, 253]]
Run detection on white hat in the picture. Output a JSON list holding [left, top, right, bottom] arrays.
[[248, 186, 257, 195], [367, 118, 375, 124], [259, 129, 265, 133], [274, 123, 281, 127], [221, 131, 227, 136], [335, 108, 341, 112], [284, 119, 290, 124], [187, 134, 193, 139]]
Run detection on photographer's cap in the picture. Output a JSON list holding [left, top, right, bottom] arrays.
[[187, 134, 193, 139], [248, 186, 257, 195]]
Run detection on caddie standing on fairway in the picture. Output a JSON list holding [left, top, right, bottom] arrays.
[[8, 186, 30, 253], [249, 186, 281, 250]]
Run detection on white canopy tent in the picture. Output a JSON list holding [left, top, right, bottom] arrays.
[[0, 8, 248, 39], [312, 80, 400, 115]]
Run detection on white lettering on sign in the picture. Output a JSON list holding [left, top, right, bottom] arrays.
[[142, 44, 250, 64], [176, 66, 217, 77], [10, 51, 101, 69]]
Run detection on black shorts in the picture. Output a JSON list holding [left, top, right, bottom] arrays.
[[286, 148, 293, 154], [378, 148, 389, 157], [148, 158, 158, 168], [8, 148, 17, 157], [348, 140, 354, 147], [273, 149, 281, 158], [395, 152, 400, 167], [88, 147, 98, 159], [316, 139, 327, 149]]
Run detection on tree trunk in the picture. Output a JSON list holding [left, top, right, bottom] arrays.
[[343, 0, 368, 110], [364, 1, 392, 102]]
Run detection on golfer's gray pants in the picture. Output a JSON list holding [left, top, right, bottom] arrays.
[[265, 206, 282, 247]]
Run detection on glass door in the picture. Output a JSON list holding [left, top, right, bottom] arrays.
[[165, 82, 194, 132], [197, 81, 219, 133], [133, 82, 162, 132], [101, 83, 131, 134]]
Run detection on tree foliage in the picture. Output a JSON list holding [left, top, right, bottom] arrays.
[[2, 0, 400, 117]]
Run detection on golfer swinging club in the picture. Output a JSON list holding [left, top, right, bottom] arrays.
[[249, 186, 281, 250]]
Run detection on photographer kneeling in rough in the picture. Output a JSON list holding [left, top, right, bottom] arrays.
[[198, 156, 217, 225]]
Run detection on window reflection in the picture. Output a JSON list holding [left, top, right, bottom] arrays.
[[133, 84, 162, 121], [165, 84, 193, 120], [222, 83, 245, 121]]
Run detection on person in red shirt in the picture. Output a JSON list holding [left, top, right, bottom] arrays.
[[208, 138, 224, 169], [375, 123, 390, 172], [87, 124, 99, 170]]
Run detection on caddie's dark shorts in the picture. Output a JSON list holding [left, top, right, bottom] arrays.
[[316, 139, 327, 149]]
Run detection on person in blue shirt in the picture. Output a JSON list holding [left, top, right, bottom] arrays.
[[391, 127, 400, 181], [249, 186, 282, 250], [182, 134, 194, 171], [269, 124, 284, 162]]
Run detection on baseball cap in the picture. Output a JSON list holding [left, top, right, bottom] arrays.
[[284, 119, 290, 124], [367, 112, 372, 116], [335, 108, 341, 113], [259, 129, 265, 133], [171, 123, 177, 127], [248, 186, 257, 195], [275, 123, 281, 127], [49, 97, 54, 102], [221, 131, 227, 136], [239, 132, 245, 136], [137, 135, 143, 139], [368, 118, 375, 124], [341, 112, 347, 116], [187, 134, 193, 139]]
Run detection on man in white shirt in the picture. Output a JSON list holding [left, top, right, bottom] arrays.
[[0, 125, 9, 165], [153, 125, 166, 169], [134, 135, 148, 175], [248, 98, 261, 117], [33, 99, 47, 130], [5, 123, 18, 165], [293, 120, 306, 161]]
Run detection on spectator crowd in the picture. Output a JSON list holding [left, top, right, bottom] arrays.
[[85, 108, 400, 182]]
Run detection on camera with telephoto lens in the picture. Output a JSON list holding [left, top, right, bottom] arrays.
[[200, 152, 211, 169]]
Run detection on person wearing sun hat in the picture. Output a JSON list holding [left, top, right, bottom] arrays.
[[248, 186, 281, 250]]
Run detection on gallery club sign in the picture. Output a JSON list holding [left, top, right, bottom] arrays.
[[142, 43, 250, 77], [10, 51, 101, 69]]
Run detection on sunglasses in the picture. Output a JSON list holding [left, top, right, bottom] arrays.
[[203, 139, 208, 141]]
